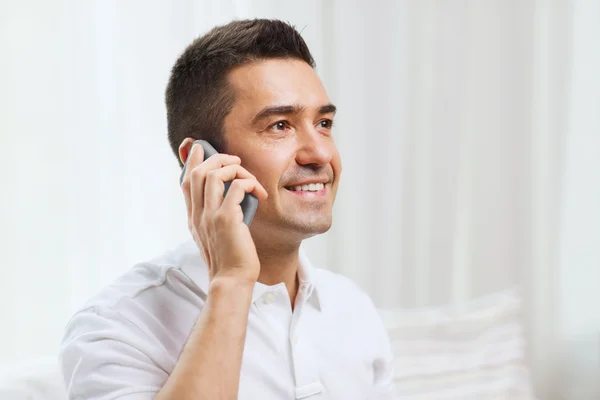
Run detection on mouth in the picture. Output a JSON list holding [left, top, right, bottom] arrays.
[[283, 182, 328, 198], [284, 182, 326, 192]]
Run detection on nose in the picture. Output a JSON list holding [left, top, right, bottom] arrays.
[[295, 127, 333, 168]]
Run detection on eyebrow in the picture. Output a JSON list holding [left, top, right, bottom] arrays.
[[252, 103, 337, 125], [318, 104, 337, 115]]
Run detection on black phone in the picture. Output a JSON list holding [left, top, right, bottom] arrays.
[[179, 140, 259, 226]]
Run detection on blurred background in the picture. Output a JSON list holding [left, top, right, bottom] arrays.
[[1, 0, 599, 398]]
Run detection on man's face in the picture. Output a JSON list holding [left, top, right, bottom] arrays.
[[222, 58, 342, 241]]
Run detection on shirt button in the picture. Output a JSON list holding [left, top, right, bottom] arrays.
[[293, 336, 299, 344], [263, 293, 276, 304]]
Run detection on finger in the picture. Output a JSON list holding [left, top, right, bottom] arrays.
[[220, 178, 266, 214], [185, 151, 241, 221], [180, 141, 204, 218], [203, 164, 260, 215], [181, 140, 205, 186]]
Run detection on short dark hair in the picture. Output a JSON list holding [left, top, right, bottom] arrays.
[[165, 19, 316, 167]]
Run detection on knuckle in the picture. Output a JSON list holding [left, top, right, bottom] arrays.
[[230, 179, 247, 191], [213, 209, 230, 225], [228, 154, 242, 163], [190, 166, 206, 182], [230, 179, 241, 189], [181, 179, 191, 192], [206, 169, 218, 182], [226, 164, 238, 175], [215, 154, 234, 165]]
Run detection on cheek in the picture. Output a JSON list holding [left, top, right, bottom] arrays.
[[245, 153, 287, 189], [331, 148, 342, 178]]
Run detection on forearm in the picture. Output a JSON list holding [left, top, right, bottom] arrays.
[[156, 277, 254, 400]]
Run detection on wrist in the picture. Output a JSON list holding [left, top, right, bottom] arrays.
[[208, 275, 255, 299]]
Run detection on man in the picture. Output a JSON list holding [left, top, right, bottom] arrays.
[[60, 19, 396, 399]]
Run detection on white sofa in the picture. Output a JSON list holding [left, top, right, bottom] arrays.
[[380, 289, 537, 399]]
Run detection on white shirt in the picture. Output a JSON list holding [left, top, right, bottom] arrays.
[[60, 240, 397, 400]]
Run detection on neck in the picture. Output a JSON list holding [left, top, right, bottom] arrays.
[[254, 236, 302, 309]]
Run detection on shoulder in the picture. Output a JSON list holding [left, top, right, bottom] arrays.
[[60, 241, 206, 371], [313, 268, 381, 324], [75, 240, 206, 312], [70, 240, 206, 321]]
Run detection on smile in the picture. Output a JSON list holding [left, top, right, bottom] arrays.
[[284, 182, 328, 198], [285, 183, 325, 192]]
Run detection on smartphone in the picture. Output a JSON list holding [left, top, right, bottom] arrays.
[[179, 140, 259, 226]]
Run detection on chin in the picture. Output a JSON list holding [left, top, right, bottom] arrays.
[[250, 207, 333, 242], [249, 216, 331, 250], [285, 215, 333, 237]]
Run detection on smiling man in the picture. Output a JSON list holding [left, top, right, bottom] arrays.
[[60, 19, 396, 400]]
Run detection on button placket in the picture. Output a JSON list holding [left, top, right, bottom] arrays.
[[289, 299, 322, 398], [254, 285, 296, 379]]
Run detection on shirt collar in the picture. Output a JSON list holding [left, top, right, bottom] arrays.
[[178, 240, 322, 311], [298, 244, 322, 311]]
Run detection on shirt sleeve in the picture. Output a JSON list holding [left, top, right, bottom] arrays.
[[59, 306, 169, 400]]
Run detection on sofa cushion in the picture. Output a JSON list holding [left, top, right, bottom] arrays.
[[379, 289, 537, 399]]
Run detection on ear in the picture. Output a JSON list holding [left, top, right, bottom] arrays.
[[178, 137, 197, 166]]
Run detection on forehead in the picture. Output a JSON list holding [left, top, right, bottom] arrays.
[[226, 59, 329, 113]]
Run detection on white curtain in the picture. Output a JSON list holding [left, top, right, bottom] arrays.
[[1, 0, 599, 398]]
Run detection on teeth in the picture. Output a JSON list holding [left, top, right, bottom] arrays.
[[290, 183, 324, 192]]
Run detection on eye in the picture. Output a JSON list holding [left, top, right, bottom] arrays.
[[269, 120, 291, 132], [318, 119, 334, 129]]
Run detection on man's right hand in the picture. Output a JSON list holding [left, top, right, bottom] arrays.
[[179, 138, 268, 285]]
